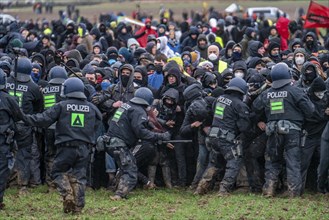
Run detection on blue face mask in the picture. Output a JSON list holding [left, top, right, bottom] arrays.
[[30, 71, 40, 83], [101, 81, 111, 91]]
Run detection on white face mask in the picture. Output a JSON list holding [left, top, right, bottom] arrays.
[[295, 57, 305, 65], [157, 43, 161, 50], [314, 91, 326, 99], [234, 71, 244, 78], [208, 53, 218, 61]]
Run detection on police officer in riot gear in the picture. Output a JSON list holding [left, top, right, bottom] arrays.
[[104, 87, 171, 200], [42, 66, 68, 189], [195, 77, 251, 195], [253, 63, 314, 197], [6, 57, 43, 194], [23, 77, 102, 214], [0, 69, 23, 210]]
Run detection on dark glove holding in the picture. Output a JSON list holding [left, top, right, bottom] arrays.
[[92, 94, 107, 105], [157, 131, 171, 142]]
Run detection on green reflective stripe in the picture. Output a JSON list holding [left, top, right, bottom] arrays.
[[215, 111, 223, 116], [44, 99, 56, 104], [9, 91, 23, 97], [272, 106, 283, 111], [44, 94, 55, 100], [114, 112, 122, 119], [44, 94, 56, 108], [271, 102, 282, 107], [45, 103, 55, 108], [215, 106, 224, 114], [9, 91, 23, 107], [270, 99, 284, 115], [271, 101, 283, 111]]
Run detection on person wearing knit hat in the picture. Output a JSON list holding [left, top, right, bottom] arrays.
[[82, 64, 95, 76], [267, 41, 281, 63], [10, 39, 23, 48], [190, 51, 200, 67], [239, 27, 256, 60]]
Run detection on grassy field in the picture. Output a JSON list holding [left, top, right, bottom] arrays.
[[2, 185, 329, 219], [3, 0, 317, 22]]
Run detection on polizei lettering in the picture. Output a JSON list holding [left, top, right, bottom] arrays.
[[217, 97, 232, 106], [42, 86, 60, 94], [67, 104, 90, 112], [267, 91, 288, 99], [6, 83, 28, 92]]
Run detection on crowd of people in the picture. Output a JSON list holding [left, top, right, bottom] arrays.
[[0, 4, 329, 214]]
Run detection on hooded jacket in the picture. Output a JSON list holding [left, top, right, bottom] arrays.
[[232, 60, 247, 78], [65, 49, 83, 63], [127, 38, 140, 49], [180, 26, 199, 53], [248, 40, 263, 58], [223, 40, 235, 61], [292, 48, 309, 79], [289, 38, 302, 52], [116, 22, 133, 47], [267, 41, 281, 63], [157, 36, 175, 58], [303, 32, 319, 54], [134, 65, 148, 87], [239, 27, 255, 60], [298, 61, 319, 89], [76, 44, 89, 59], [31, 53, 47, 76], [193, 34, 208, 59], [134, 18, 158, 48], [305, 77, 329, 138]]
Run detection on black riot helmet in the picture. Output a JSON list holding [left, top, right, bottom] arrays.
[[226, 77, 248, 95], [15, 57, 32, 82], [130, 87, 154, 106], [183, 83, 203, 103], [49, 66, 68, 84], [61, 77, 86, 99]]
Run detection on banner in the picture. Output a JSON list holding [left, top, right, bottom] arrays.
[[304, 0, 329, 28]]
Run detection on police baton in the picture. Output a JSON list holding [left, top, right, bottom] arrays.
[[13, 50, 18, 97], [60, 62, 92, 99], [60, 62, 83, 80]]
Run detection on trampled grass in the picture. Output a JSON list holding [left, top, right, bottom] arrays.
[[5, 0, 313, 22], [2, 186, 329, 219]]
